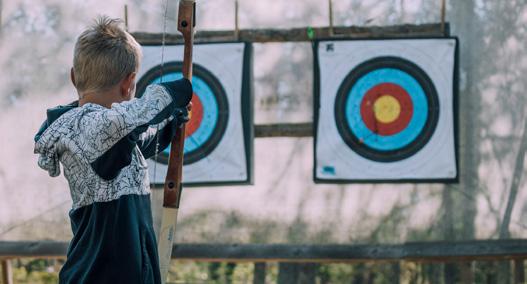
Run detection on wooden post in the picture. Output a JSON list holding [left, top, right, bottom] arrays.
[[225, 262, 236, 282], [328, 0, 334, 36], [460, 261, 474, 284], [124, 4, 129, 31], [253, 262, 266, 284], [297, 263, 316, 284], [499, 261, 512, 284], [514, 259, 525, 284], [391, 261, 401, 284], [1, 259, 13, 284], [442, 184, 458, 282], [440, 0, 446, 34], [278, 263, 316, 284], [234, 0, 239, 40], [278, 263, 298, 284], [0, 0, 3, 35]]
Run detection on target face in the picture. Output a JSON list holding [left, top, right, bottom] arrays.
[[136, 61, 229, 165], [315, 38, 458, 182], [335, 56, 440, 162]]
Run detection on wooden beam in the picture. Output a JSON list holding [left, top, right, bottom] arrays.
[[2, 240, 527, 263], [254, 123, 312, 138], [0, 241, 68, 258], [169, 241, 527, 263], [132, 23, 449, 45]]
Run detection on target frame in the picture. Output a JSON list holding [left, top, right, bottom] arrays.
[[136, 42, 254, 187], [313, 37, 459, 183]]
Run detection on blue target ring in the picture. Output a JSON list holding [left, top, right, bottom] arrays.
[[136, 62, 229, 165], [335, 57, 440, 162], [345, 68, 429, 151], [151, 73, 219, 154]]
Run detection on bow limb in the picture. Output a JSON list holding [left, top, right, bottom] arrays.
[[157, 1, 195, 282]]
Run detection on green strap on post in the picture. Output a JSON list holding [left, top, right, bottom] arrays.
[[307, 26, 315, 40]]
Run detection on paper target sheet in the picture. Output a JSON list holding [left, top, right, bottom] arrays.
[[314, 38, 458, 182], [137, 42, 253, 186]]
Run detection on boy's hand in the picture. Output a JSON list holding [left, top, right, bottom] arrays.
[[174, 102, 192, 125], [160, 78, 193, 108], [173, 106, 189, 125]]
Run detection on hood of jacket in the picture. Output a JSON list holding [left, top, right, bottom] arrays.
[[34, 101, 78, 177]]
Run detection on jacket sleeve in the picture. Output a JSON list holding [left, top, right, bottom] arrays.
[[88, 79, 192, 180], [80, 79, 191, 162], [89, 118, 181, 180]]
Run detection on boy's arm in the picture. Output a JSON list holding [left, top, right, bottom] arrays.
[[80, 79, 192, 167], [136, 111, 187, 159], [89, 112, 188, 180]]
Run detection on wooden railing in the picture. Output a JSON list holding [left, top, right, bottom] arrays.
[[1, 240, 527, 283]]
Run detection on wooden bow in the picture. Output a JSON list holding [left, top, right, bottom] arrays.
[[157, 1, 195, 283]]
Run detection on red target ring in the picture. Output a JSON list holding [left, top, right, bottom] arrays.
[[334, 57, 440, 162], [185, 93, 203, 138], [360, 83, 414, 136]]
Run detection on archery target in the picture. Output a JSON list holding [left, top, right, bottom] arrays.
[[315, 38, 458, 182], [137, 42, 253, 186], [136, 62, 229, 165]]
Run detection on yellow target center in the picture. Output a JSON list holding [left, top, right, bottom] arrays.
[[373, 95, 401, 124]]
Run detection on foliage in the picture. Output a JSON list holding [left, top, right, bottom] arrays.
[[4, 257, 526, 283], [10, 259, 59, 284]]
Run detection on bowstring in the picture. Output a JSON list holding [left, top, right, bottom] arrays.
[[153, 0, 170, 188]]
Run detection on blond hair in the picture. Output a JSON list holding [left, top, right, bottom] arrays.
[[73, 16, 142, 93]]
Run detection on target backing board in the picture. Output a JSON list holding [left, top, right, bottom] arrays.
[[137, 42, 253, 186], [314, 38, 458, 183]]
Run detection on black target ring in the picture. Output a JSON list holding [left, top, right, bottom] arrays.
[[136, 61, 229, 165], [334, 56, 440, 162]]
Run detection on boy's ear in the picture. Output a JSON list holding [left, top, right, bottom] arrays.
[[121, 72, 137, 99], [70, 68, 76, 87]]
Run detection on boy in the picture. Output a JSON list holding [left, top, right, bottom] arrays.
[[34, 16, 192, 284]]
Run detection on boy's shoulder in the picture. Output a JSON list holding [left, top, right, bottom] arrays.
[[34, 101, 79, 142], [34, 101, 108, 152]]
